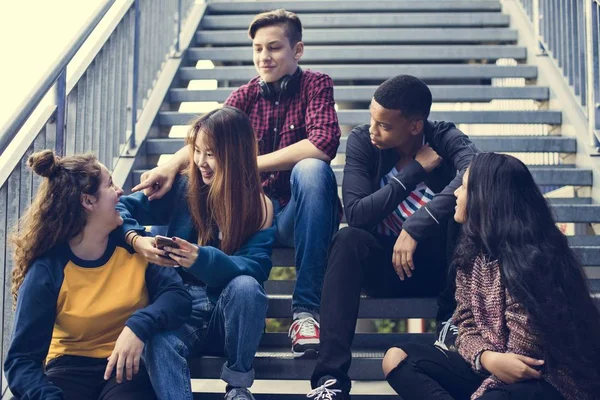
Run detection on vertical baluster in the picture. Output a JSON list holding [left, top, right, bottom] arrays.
[[3, 168, 20, 363], [0, 182, 8, 374]]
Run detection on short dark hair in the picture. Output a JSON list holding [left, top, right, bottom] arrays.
[[248, 9, 303, 47], [373, 75, 432, 120]]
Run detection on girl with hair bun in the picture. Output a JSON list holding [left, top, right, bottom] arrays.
[[4, 150, 192, 400]]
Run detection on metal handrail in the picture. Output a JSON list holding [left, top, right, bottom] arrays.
[[0, 0, 116, 156]]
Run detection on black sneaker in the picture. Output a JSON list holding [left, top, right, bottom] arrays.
[[434, 317, 458, 352], [307, 378, 350, 400], [225, 387, 255, 400]]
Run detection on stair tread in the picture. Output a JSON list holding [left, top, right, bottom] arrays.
[[159, 110, 562, 126], [147, 135, 574, 154], [169, 85, 549, 102], [206, 1, 502, 14], [201, 13, 510, 29], [187, 45, 527, 62], [178, 64, 538, 81], [196, 28, 517, 45]]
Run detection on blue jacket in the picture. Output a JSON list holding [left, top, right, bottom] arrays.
[[116, 174, 275, 302]]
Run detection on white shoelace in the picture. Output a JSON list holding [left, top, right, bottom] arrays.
[[434, 318, 459, 351], [306, 379, 342, 399], [289, 317, 318, 338]]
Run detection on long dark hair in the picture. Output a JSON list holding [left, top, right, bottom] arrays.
[[454, 153, 600, 390], [185, 106, 268, 254]]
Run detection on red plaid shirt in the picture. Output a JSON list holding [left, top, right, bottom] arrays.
[[224, 69, 341, 206]]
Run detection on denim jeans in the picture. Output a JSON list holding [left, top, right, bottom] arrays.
[[144, 276, 268, 400], [272, 158, 340, 320]]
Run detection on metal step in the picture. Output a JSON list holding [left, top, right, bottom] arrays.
[[270, 242, 600, 267], [192, 381, 395, 400], [169, 85, 549, 103], [190, 349, 386, 380], [330, 166, 590, 186], [195, 28, 518, 45], [159, 110, 561, 126], [194, 392, 393, 400], [200, 13, 510, 30], [259, 332, 436, 349], [146, 135, 573, 156], [132, 166, 591, 190], [187, 45, 527, 63], [206, 1, 503, 14], [177, 65, 538, 81], [266, 296, 435, 319]]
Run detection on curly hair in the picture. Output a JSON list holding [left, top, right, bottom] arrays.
[[11, 150, 102, 306]]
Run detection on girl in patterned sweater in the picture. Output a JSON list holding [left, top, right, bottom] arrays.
[[382, 153, 600, 399]]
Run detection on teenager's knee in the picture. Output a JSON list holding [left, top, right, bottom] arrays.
[[291, 158, 335, 192], [145, 330, 188, 361], [382, 347, 408, 378], [225, 275, 267, 305], [331, 226, 371, 249]]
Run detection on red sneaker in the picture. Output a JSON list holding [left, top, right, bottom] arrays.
[[288, 316, 320, 359]]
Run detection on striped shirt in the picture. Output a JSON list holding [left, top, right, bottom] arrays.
[[377, 166, 435, 236]]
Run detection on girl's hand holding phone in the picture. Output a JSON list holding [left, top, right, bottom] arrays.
[[132, 235, 178, 267], [162, 237, 199, 268]]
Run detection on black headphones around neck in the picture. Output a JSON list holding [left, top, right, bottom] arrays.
[[258, 67, 302, 102]]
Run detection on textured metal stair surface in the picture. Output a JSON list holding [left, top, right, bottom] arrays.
[[266, 295, 438, 318], [169, 85, 549, 103], [194, 394, 394, 400], [159, 110, 562, 126], [196, 28, 518, 45], [331, 166, 591, 186], [259, 332, 436, 348], [189, 350, 386, 380], [205, 1, 503, 14], [200, 13, 510, 29], [177, 65, 539, 81], [187, 45, 527, 62], [191, 380, 396, 400], [146, 135, 572, 155], [131, 167, 594, 192], [269, 244, 600, 267]]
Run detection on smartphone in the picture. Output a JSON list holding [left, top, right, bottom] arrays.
[[155, 235, 180, 250]]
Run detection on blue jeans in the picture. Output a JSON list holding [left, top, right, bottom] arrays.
[[144, 276, 268, 400], [273, 158, 340, 320]]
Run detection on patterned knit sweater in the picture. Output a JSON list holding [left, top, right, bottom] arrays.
[[453, 255, 589, 400]]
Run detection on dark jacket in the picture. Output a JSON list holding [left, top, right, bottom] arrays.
[[343, 121, 479, 241]]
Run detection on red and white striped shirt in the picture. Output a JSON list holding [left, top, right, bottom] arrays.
[[377, 166, 435, 236]]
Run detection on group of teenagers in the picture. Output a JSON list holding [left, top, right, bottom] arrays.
[[5, 8, 600, 400]]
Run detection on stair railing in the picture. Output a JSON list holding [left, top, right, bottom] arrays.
[[517, 0, 600, 148], [0, 0, 196, 394]]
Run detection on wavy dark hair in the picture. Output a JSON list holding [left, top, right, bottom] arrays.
[[454, 152, 600, 391], [11, 150, 102, 306]]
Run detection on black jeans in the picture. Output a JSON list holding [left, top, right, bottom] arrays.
[[45, 355, 156, 400], [311, 226, 451, 392], [386, 343, 564, 400]]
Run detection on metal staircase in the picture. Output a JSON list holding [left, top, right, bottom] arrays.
[[128, 1, 600, 398], [2, 1, 600, 399]]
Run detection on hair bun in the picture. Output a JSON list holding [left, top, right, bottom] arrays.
[[28, 150, 61, 178]]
